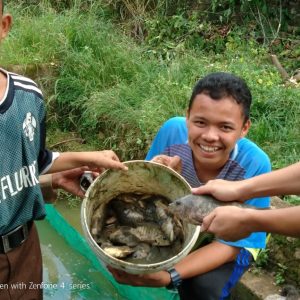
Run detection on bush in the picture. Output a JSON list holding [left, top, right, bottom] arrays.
[[2, 1, 299, 165]]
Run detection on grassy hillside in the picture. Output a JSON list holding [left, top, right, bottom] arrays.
[[1, 1, 299, 168], [2, 1, 299, 287]]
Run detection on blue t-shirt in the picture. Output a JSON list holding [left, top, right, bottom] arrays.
[[146, 116, 271, 249]]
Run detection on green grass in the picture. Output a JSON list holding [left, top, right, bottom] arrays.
[[1, 1, 299, 167]]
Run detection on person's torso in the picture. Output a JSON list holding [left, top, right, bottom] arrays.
[[0, 70, 47, 234]]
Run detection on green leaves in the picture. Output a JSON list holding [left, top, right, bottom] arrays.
[[3, 1, 299, 166]]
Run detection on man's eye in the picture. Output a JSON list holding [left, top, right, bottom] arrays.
[[195, 121, 205, 127], [221, 125, 233, 131]]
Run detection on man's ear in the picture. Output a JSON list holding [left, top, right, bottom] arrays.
[[240, 119, 251, 138], [1, 14, 12, 39]]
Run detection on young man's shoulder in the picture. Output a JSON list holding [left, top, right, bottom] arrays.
[[164, 143, 190, 155], [237, 137, 269, 157], [235, 138, 271, 178], [5, 69, 43, 99]]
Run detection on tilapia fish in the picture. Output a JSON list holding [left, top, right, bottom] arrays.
[[102, 245, 135, 258], [168, 194, 254, 225], [91, 192, 185, 263]]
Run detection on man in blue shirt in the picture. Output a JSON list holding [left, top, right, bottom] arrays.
[[109, 72, 271, 300]]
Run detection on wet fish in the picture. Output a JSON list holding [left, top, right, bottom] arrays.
[[109, 227, 139, 247], [168, 194, 254, 225], [90, 192, 186, 264], [102, 245, 135, 258], [116, 193, 138, 204], [90, 203, 107, 238], [129, 223, 171, 246], [109, 199, 145, 226], [154, 200, 175, 242], [131, 243, 151, 260]]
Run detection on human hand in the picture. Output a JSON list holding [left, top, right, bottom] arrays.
[[50, 150, 128, 174], [86, 150, 128, 172], [52, 167, 98, 198], [201, 206, 253, 241], [191, 179, 244, 202], [107, 266, 170, 287], [151, 155, 182, 174]]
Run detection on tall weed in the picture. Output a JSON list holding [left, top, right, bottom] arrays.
[[1, 1, 299, 165]]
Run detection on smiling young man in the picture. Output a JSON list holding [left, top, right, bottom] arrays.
[[109, 72, 271, 300]]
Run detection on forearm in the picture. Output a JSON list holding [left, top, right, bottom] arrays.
[[47, 152, 91, 173], [39, 174, 57, 203], [46, 150, 126, 174], [193, 162, 300, 202], [108, 242, 240, 288], [175, 241, 240, 279], [247, 207, 300, 237], [239, 162, 300, 200]]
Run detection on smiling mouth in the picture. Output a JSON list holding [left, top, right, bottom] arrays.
[[199, 144, 220, 153]]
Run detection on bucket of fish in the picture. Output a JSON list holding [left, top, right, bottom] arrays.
[[81, 160, 201, 274]]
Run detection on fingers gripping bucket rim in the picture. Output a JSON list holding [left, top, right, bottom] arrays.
[[81, 160, 200, 274]]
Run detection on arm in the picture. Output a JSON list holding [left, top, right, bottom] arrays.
[[108, 241, 239, 287], [202, 206, 300, 240], [39, 174, 57, 203], [192, 162, 300, 202], [46, 150, 127, 173]]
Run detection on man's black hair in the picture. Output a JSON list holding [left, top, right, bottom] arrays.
[[188, 72, 252, 122]]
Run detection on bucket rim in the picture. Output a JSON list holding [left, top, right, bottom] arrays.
[[80, 160, 201, 274]]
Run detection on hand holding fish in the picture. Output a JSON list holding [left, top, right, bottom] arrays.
[[107, 266, 170, 287], [168, 194, 252, 225], [191, 179, 246, 202], [201, 206, 255, 241]]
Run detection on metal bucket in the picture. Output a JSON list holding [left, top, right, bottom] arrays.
[[81, 160, 200, 274]]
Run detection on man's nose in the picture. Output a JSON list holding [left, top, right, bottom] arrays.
[[202, 127, 219, 141]]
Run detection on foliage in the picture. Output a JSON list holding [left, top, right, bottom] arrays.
[[255, 249, 270, 269], [275, 263, 288, 285], [101, 0, 299, 74], [58, 190, 81, 208], [1, 1, 299, 288], [144, 15, 230, 62], [282, 195, 300, 205], [1, 0, 299, 166], [266, 234, 300, 286], [6, 0, 94, 12]]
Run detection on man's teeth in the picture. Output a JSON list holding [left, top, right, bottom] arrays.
[[200, 145, 219, 152]]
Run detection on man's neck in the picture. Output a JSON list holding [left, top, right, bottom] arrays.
[[193, 156, 228, 183], [196, 169, 219, 183]]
